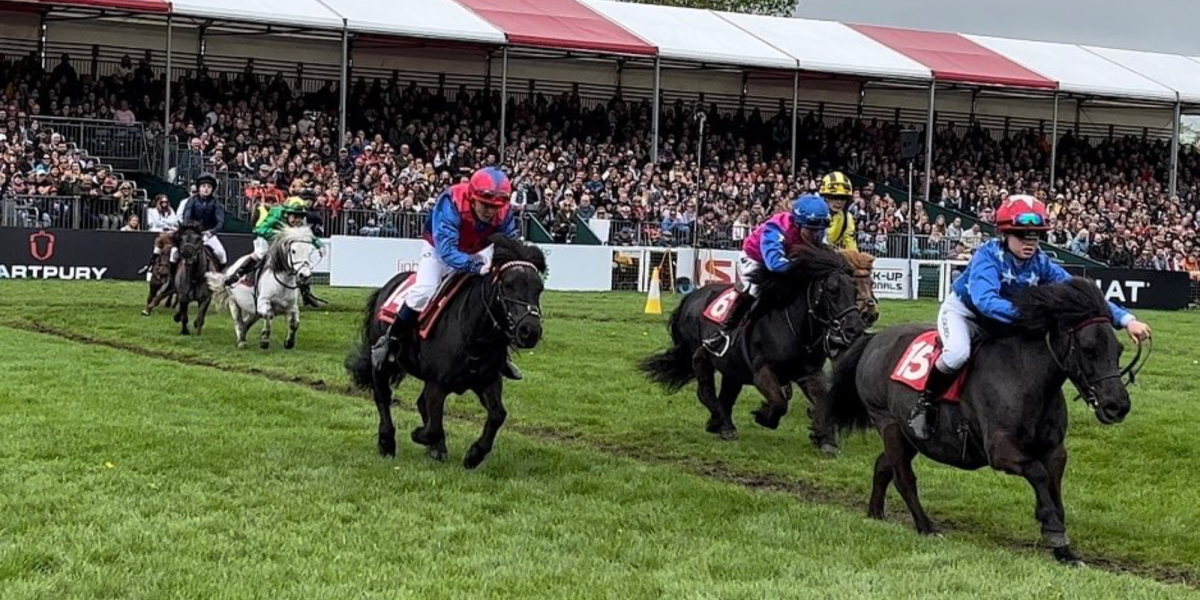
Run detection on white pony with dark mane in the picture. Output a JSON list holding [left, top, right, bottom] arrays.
[[206, 226, 322, 349]]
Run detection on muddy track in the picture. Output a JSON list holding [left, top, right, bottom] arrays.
[[7, 319, 1196, 589]]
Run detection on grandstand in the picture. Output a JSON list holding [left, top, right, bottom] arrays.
[[0, 0, 1197, 288]]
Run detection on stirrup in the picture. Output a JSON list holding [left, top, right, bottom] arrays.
[[704, 331, 733, 357], [907, 401, 933, 440], [501, 360, 523, 381]]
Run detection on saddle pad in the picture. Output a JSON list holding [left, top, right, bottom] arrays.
[[889, 330, 969, 402], [702, 287, 741, 324], [376, 273, 469, 340]]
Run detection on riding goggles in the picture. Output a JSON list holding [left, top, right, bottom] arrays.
[[1012, 212, 1046, 227]]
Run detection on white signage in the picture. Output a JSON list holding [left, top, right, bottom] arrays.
[[872, 258, 911, 300]]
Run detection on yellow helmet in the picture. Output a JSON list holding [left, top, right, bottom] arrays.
[[283, 197, 308, 214], [819, 171, 853, 198]]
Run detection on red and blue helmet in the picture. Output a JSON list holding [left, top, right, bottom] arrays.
[[468, 168, 512, 207], [996, 194, 1050, 234], [791, 194, 831, 231]]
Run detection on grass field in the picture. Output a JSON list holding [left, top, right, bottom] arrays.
[[1, 280, 1198, 598]]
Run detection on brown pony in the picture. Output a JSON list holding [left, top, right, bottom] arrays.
[[142, 232, 177, 316]]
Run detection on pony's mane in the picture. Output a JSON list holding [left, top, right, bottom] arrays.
[[1009, 277, 1109, 335], [488, 234, 547, 274], [265, 226, 316, 272], [840, 250, 875, 273], [749, 244, 851, 311]]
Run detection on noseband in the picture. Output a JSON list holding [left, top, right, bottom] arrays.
[[791, 275, 859, 356], [1046, 315, 1150, 411]]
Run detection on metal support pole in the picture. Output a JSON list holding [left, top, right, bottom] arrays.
[[1171, 96, 1181, 196], [338, 22, 348, 147], [1049, 92, 1059, 192], [907, 160, 915, 299], [163, 14, 172, 178], [38, 13, 47, 69], [651, 57, 661, 162], [499, 47, 509, 159], [790, 70, 798, 176], [923, 81, 935, 202], [697, 112, 706, 171]]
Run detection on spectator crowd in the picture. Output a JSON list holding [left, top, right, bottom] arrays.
[[1, 48, 1198, 281]]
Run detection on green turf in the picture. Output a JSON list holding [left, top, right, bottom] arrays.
[[1, 280, 1197, 597]]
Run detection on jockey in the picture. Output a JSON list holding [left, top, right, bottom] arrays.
[[172, 172, 227, 269], [820, 171, 858, 252], [703, 194, 831, 356], [371, 167, 526, 380], [223, 197, 325, 307], [907, 195, 1153, 440]]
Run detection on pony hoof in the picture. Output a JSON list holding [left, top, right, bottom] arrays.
[[751, 409, 780, 430], [260, 341, 270, 350], [141, 310, 151, 317], [284, 339, 295, 350], [818, 443, 840, 458], [867, 509, 885, 521], [719, 428, 739, 441], [705, 418, 723, 434], [411, 427, 431, 446], [237, 342, 247, 349], [426, 447, 448, 462], [173, 313, 182, 323], [463, 444, 489, 469], [378, 437, 396, 458], [1053, 545, 1085, 566], [917, 527, 941, 537]]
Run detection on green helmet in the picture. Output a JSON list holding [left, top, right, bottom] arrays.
[[283, 197, 308, 215]]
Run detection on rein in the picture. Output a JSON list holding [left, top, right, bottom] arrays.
[[480, 260, 542, 344], [795, 276, 859, 356], [1045, 315, 1151, 411]]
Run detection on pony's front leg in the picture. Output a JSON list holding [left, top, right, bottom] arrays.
[[464, 378, 506, 469], [176, 298, 190, 335], [411, 382, 449, 462], [257, 297, 274, 349], [750, 366, 790, 429], [284, 305, 299, 350], [799, 371, 839, 456], [194, 294, 212, 335]]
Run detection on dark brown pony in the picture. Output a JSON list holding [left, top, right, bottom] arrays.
[[828, 277, 1147, 564], [640, 244, 867, 444], [142, 232, 177, 316], [171, 222, 218, 335]]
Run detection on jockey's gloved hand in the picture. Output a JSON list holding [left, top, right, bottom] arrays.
[[478, 259, 493, 275]]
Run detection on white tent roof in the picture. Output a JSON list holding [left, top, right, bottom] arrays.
[[581, 0, 795, 70], [1084, 46, 1200, 104], [321, 0, 506, 45], [717, 13, 930, 81], [967, 35, 1176, 103], [171, 0, 342, 30]]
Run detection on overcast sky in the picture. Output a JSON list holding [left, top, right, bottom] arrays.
[[792, 0, 1200, 56]]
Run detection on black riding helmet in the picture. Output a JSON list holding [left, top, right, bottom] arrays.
[[195, 172, 218, 192]]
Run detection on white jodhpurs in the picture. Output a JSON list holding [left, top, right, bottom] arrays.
[[404, 240, 489, 312], [936, 292, 982, 373], [169, 234, 227, 265], [737, 253, 761, 296]]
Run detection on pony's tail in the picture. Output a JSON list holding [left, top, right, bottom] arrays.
[[827, 333, 875, 432], [637, 303, 695, 393], [345, 287, 384, 390], [205, 272, 230, 307]]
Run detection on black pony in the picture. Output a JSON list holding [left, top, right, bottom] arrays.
[[346, 235, 546, 469], [640, 245, 866, 447], [828, 277, 1147, 564], [172, 221, 216, 335]]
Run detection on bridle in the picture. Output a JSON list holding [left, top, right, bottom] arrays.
[[787, 272, 860, 356], [268, 237, 320, 291], [481, 260, 542, 341], [1045, 315, 1151, 411]]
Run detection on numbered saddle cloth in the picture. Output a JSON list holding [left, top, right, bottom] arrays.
[[701, 287, 741, 324], [889, 330, 971, 402]]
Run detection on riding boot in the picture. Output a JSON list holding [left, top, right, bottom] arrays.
[[501, 359, 523, 381], [138, 249, 159, 275], [371, 305, 417, 369], [224, 258, 258, 287], [299, 281, 327, 308], [907, 366, 958, 440], [703, 292, 754, 357]]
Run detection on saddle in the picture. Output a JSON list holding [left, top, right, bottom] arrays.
[[701, 285, 756, 325], [889, 330, 972, 402], [376, 273, 471, 340]]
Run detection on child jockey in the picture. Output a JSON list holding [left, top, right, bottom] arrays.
[[222, 197, 324, 307], [371, 167, 525, 380], [907, 194, 1152, 439], [820, 171, 858, 252], [704, 194, 832, 356]]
